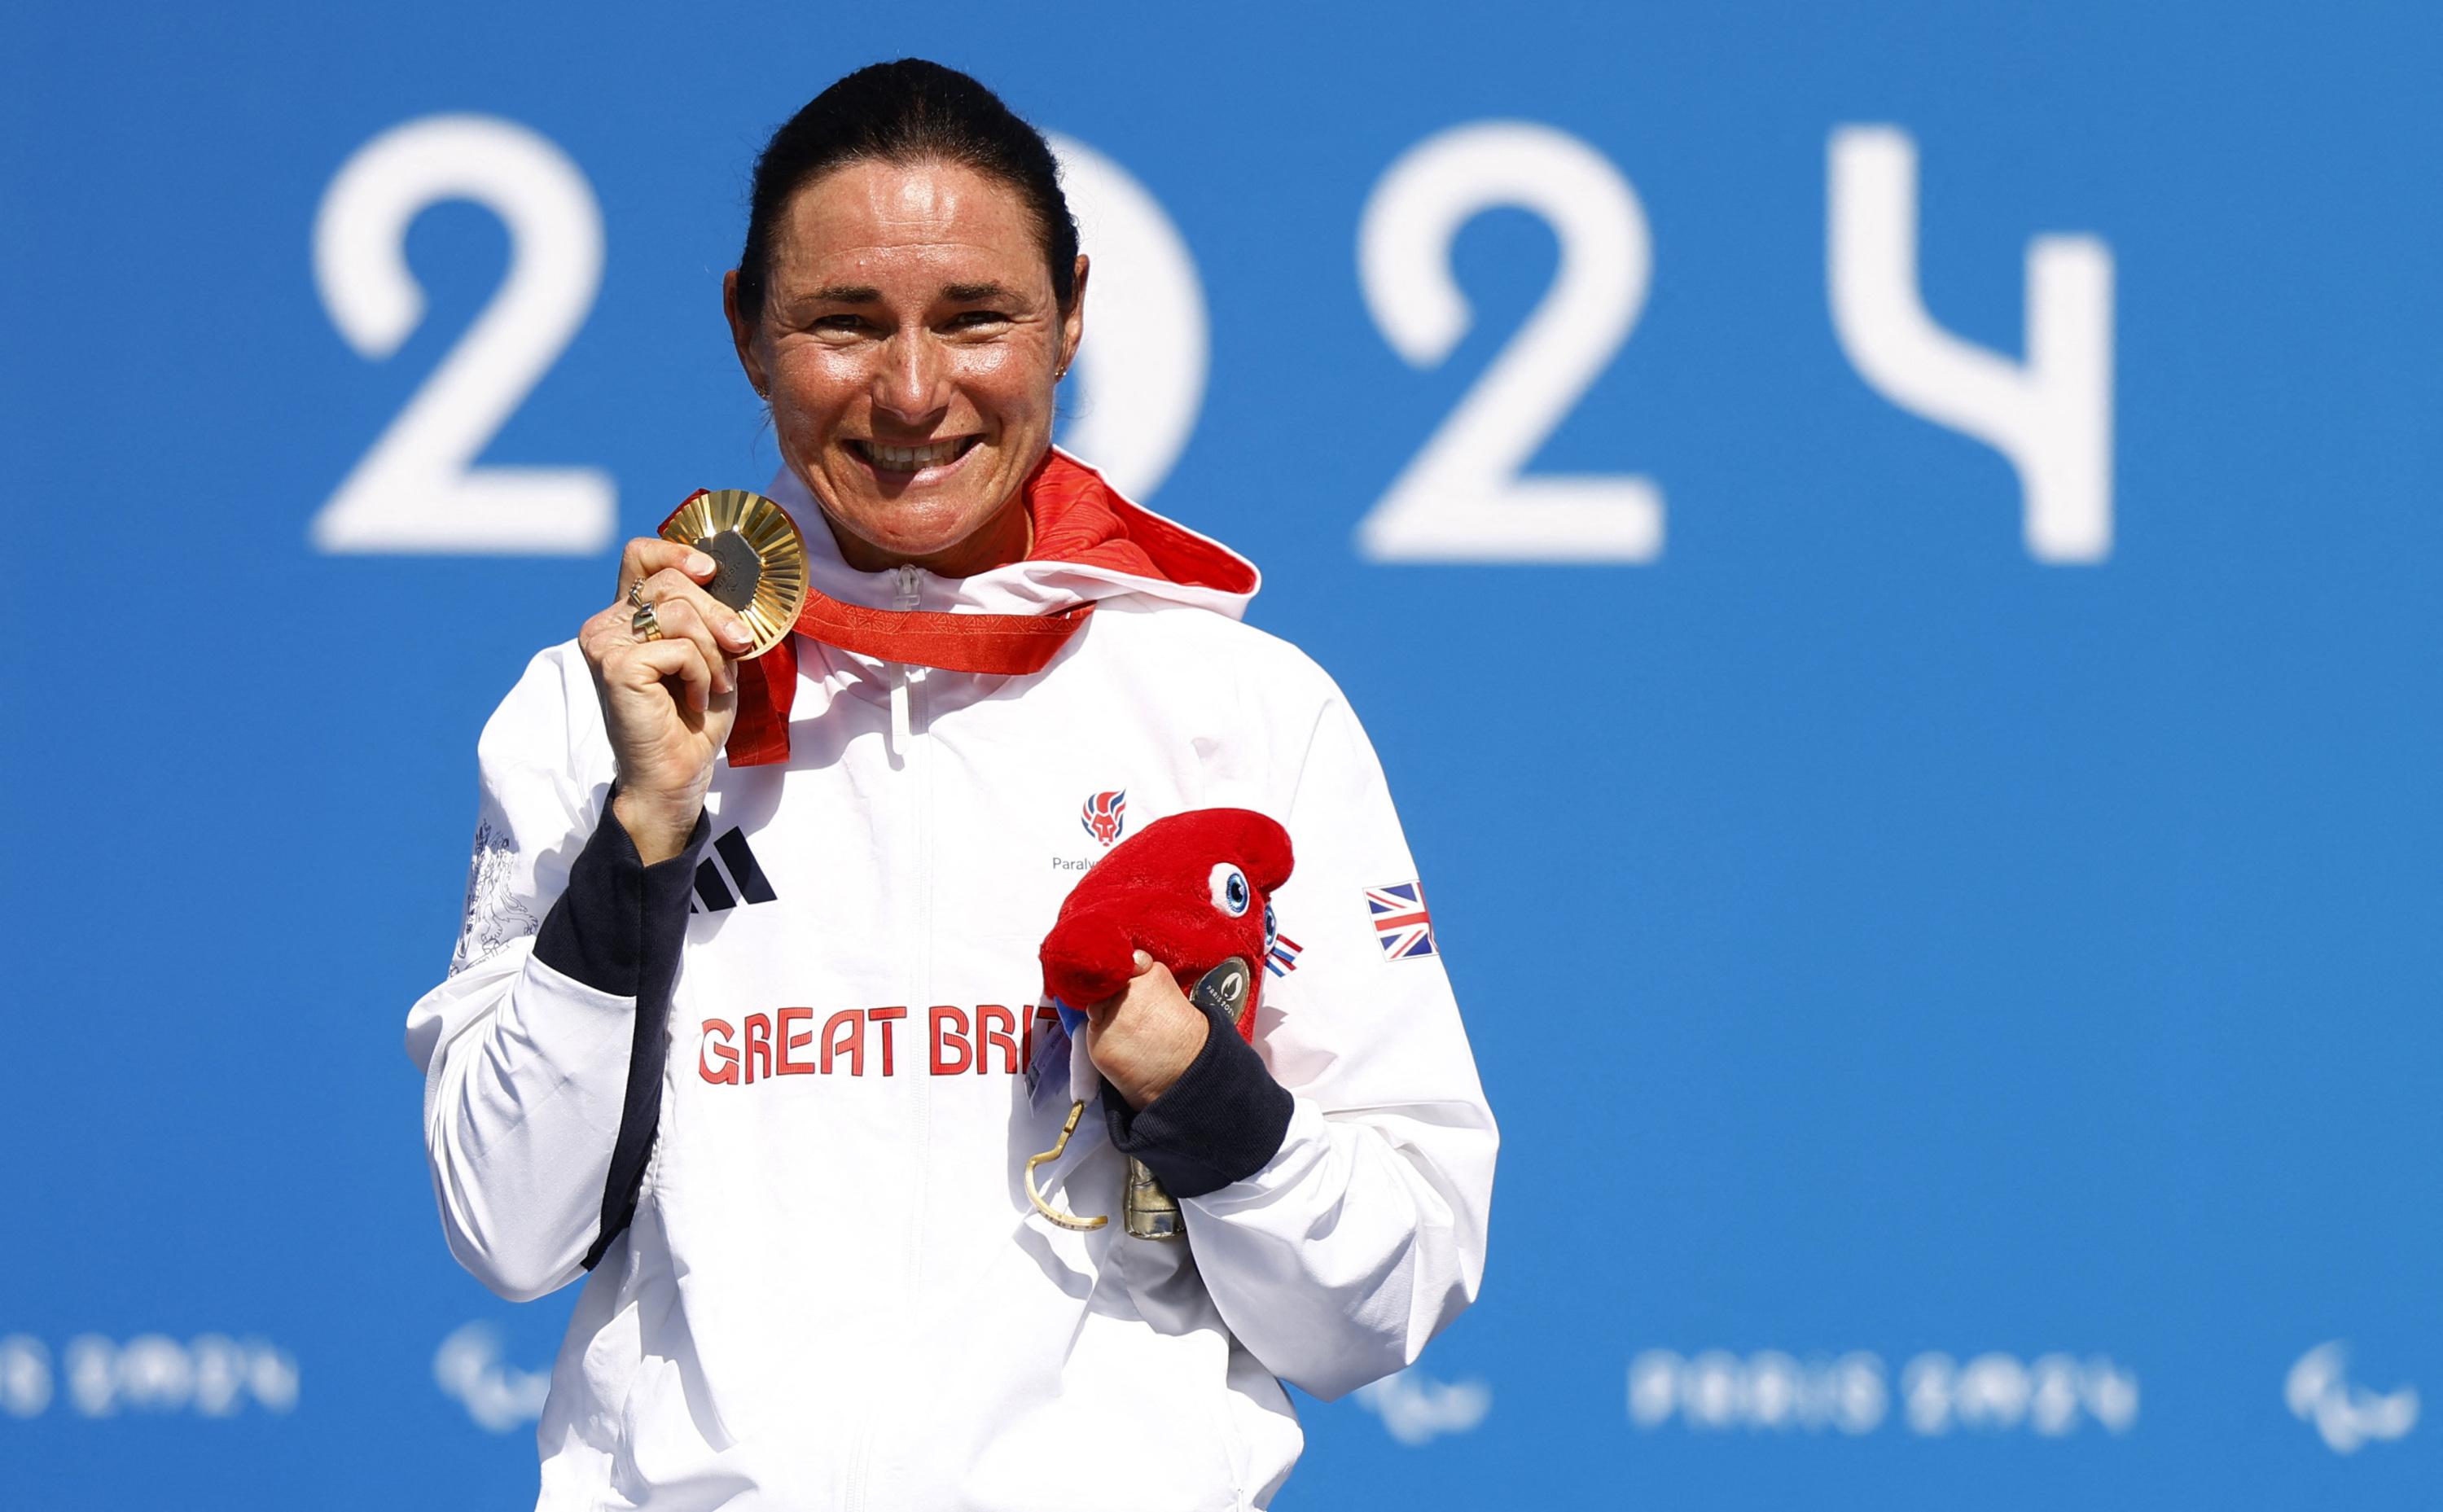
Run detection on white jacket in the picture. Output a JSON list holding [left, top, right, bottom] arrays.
[[406, 457, 1497, 1510]]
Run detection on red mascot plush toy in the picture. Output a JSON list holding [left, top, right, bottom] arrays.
[[1029, 808, 1294, 1237]]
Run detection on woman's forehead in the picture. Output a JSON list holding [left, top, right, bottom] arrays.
[[768, 159, 1046, 292]]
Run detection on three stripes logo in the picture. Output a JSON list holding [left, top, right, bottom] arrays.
[[690, 827, 779, 914]]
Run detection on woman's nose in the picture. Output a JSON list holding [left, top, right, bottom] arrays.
[[871, 332, 945, 421]]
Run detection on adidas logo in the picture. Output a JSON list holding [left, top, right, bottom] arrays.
[[690, 827, 779, 914]]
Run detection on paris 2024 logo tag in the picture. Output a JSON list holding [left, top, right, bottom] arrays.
[[1081, 790, 1127, 848]]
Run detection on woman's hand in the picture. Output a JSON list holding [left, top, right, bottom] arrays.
[[1082, 952, 1212, 1110], [578, 538, 759, 864]]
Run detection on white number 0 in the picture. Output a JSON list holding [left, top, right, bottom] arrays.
[[1357, 121, 1661, 562], [311, 115, 612, 554], [1046, 134, 1208, 502]]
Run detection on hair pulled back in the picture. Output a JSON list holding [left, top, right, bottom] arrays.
[[735, 59, 1079, 327]]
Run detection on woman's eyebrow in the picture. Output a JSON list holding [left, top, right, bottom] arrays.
[[797, 282, 1015, 305]]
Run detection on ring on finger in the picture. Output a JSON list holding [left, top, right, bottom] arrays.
[[632, 601, 664, 642], [627, 579, 651, 611]]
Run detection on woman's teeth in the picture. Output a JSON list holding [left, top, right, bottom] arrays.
[[862, 438, 967, 470]]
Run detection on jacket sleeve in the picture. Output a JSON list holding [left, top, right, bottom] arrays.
[[402, 646, 703, 1302], [1173, 683, 1498, 1400]]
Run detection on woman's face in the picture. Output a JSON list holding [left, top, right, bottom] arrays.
[[726, 158, 1086, 576]]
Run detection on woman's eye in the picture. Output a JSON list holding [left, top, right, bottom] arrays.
[[1208, 864, 1251, 918]]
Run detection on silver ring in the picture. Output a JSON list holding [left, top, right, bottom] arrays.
[[631, 601, 664, 642], [627, 579, 650, 610]]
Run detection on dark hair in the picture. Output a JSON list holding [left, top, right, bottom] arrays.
[[734, 59, 1080, 327]]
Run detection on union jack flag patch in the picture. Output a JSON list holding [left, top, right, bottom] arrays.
[[1366, 881, 1436, 962], [1266, 934, 1305, 977]]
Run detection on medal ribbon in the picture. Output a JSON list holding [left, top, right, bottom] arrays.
[[721, 594, 1094, 767]]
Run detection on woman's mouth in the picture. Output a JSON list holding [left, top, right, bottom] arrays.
[[849, 436, 980, 476]]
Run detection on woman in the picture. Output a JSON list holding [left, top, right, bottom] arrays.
[[408, 59, 1494, 1510]]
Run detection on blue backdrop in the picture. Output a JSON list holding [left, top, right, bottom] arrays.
[[5, 2, 2436, 1506]]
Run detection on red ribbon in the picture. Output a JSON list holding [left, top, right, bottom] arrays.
[[717, 592, 1096, 766]]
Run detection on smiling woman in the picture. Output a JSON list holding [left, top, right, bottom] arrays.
[[406, 58, 1495, 1512], [721, 64, 1087, 577], [726, 156, 1080, 575]]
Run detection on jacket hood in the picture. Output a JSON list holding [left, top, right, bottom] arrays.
[[765, 448, 1259, 623]]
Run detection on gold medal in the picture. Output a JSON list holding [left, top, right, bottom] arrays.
[[659, 490, 808, 660]]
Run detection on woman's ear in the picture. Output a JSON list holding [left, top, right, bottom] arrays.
[[1059, 255, 1090, 377], [722, 270, 769, 398]]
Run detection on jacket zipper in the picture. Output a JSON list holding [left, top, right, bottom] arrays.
[[888, 566, 921, 755], [851, 564, 930, 1510]]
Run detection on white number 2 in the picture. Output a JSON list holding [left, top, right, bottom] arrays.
[[311, 115, 612, 554], [1357, 121, 1662, 562]]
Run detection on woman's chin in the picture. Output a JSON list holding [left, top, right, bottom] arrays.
[[822, 502, 1010, 572]]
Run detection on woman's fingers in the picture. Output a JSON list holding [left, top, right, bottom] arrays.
[[577, 603, 628, 663], [581, 563, 750, 725], [618, 537, 715, 601], [614, 635, 717, 715], [1080, 958, 1206, 1109], [1084, 954, 1172, 1029], [638, 566, 757, 659], [638, 592, 733, 698]]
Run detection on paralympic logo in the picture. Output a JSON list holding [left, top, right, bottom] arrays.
[[1353, 1365, 1492, 1446], [2286, 1341, 2419, 1454], [434, 1321, 551, 1433]]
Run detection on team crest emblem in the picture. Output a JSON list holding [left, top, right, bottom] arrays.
[[1080, 790, 1128, 847]]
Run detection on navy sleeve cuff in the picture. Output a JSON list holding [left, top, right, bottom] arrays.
[[1102, 1011, 1294, 1199], [533, 800, 709, 998], [536, 797, 709, 1273]]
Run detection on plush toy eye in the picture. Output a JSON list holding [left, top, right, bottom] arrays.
[[1209, 862, 1252, 917], [1263, 902, 1278, 950]]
